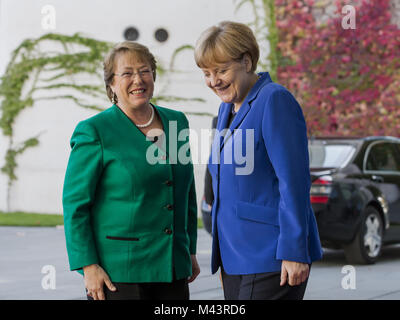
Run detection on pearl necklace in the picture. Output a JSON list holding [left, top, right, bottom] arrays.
[[135, 105, 154, 128]]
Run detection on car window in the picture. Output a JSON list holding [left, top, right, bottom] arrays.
[[392, 143, 400, 168], [308, 143, 356, 168], [392, 143, 400, 159], [366, 142, 400, 172]]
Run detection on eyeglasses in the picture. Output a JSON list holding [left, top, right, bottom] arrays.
[[114, 69, 153, 79]]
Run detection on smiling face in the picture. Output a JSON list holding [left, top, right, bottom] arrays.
[[110, 51, 154, 111], [201, 55, 256, 110], [194, 22, 261, 110]]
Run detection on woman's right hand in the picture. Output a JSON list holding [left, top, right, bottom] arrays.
[[83, 264, 116, 300]]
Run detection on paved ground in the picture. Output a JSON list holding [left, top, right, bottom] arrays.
[[1, 226, 400, 300]]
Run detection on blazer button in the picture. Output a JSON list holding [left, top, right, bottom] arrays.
[[165, 180, 173, 186], [164, 228, 173, 235], [165, 204, 174, 211]]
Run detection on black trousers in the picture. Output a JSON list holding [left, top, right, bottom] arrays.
[[86, 278, 189, 300], [221, 266, 309, 300]]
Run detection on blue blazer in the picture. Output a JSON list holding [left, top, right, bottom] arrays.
[[208, 72, 323, 275]]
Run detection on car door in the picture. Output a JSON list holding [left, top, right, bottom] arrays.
[[364, 141, 400, 242]]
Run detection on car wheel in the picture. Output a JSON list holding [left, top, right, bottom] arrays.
[[344, 206, 383, 264]]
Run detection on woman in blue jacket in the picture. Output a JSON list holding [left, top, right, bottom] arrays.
[[194, 21, 323, 300]]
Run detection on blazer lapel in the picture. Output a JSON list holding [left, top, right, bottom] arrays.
[[153, 105, 170, 153], [112, 104, 170, 162], [219, 72, 273, 152], [112, 104, 152, 148], [220, 101, 251, 151], [217, 104, 231, 150]]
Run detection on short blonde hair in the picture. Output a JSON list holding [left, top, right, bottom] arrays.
[[103, 41, 157, 103], [194, 21, 259, 72]]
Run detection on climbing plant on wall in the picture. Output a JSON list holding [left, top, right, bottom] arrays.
[[275, 0, 400, 136], [0, 33, 206, 212], [0, 33, 111, 211], [234, 0, 278, 81]]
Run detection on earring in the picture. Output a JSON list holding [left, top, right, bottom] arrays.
[[111, 93, 116, 104]]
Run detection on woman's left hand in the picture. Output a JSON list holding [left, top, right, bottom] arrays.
[[188, 255, 201, 283], [280, 260, 309, 286]]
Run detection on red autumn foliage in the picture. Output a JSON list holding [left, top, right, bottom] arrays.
[[275, 0, 400, 137]]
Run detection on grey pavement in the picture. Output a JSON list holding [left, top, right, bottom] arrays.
[[1, 226, 400, 300], [0, 226, 223, 300]]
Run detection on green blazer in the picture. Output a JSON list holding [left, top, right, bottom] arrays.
[[62, 104, 197, 283]]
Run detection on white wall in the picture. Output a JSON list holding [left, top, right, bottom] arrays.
[[0, 0, 9, 211], [0, 0, 263, 214]]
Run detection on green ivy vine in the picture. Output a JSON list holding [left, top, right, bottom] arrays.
[[0, 1, 279, 212], [234, 0, 278, 81], [0, 33, 207, 212]]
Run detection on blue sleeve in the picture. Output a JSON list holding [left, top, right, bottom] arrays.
[[261, 88, 312, 263]]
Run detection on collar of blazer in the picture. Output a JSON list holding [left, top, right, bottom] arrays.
[[112, 103, 170, 157], [218, 72, 272, 151]]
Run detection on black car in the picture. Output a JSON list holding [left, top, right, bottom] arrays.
[[310, 136, 400, 264], [202, 135, 400, 265]]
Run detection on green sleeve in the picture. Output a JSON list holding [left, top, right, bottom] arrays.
[[62, 121, 102, 271]]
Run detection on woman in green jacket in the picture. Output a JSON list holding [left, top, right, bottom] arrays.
[[62, 41, 200, 300]]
